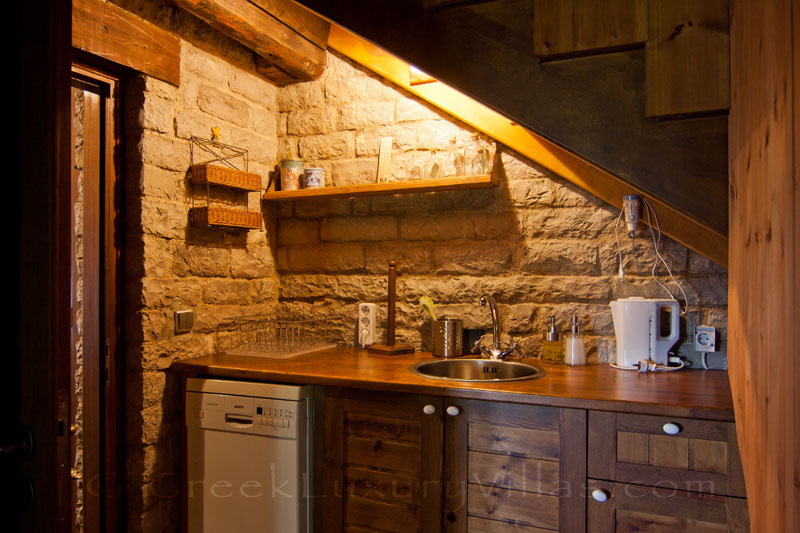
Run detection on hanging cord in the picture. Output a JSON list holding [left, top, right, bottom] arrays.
[[642, 198, 690, 315], [615, 198, 690, 315], [614, 209, 626, 280]]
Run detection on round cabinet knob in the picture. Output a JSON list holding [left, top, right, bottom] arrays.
[[662, 422, 682, 435], [422, 404, 436, 415], [591, 488, 609, 503], [446, 406, 461, 416]]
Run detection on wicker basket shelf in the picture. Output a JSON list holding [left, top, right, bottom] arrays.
[[190, 206, 262, 229], [191, 164, 261, 191]]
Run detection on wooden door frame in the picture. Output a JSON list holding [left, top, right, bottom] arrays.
[[70, 63, 124, 533]]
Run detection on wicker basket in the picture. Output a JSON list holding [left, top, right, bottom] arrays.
[[190, 207, 262, 229], [191, 164, 261, 191]]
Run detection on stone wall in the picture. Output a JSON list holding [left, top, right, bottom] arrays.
[[275, 52, 729, 367], [71, 87, 85, 533], [122, 36, 281, 531]]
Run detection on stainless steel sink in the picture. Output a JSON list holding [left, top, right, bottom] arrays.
[[410, 358, 546, 382]]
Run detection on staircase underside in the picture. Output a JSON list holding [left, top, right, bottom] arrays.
[[295, 0, 729, 267]]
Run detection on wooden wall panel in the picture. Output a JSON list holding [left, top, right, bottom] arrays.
[[728, 0, 799, 531], [646, 0, 730, 118], [534, 0, 647, 59]]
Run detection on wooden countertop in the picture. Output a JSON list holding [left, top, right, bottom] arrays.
[[170, 347, 735, 421]]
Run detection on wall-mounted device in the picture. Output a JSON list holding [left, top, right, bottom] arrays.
[[175, 309, 195, 334], [357, 303, 376, 348], [694, 325, 718, 369], [622, 194, 642, 239]]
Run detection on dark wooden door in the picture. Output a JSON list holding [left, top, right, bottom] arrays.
[[322, 387, 443, 533], [4, 0, 73, 531], [443, 399, 586, 532]]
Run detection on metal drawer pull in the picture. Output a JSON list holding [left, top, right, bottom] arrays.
[[662, 422, 681, 435], [446, 406, 461, 416], [423, 404, 436, 415], [591, 488, 609, 502]]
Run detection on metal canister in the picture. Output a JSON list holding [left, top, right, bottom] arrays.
[[432, 318, 463, 358]]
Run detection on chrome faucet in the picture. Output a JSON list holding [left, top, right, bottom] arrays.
[[476, 295, 519, 360]]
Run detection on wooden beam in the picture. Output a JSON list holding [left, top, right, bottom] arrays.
[[249, 0, 330, 50], [72, 0, 180, 86], [327, 24, 728, 267], [728, 0, 799, 530], [174, 0, 326, 82]]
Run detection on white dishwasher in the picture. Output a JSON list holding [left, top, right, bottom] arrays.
[[185, 378, 312, 533]]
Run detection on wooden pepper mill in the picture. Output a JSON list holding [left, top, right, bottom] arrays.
[[367, 260, 415, 355]]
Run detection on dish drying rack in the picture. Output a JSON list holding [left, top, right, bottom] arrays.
[[217, 314, 343, 358]]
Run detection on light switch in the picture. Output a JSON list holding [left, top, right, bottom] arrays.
[[175, 309, 195, 334]]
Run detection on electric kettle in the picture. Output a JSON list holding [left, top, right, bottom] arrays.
[[609, 297, 680, 367]]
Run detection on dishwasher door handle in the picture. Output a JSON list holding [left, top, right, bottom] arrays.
[[225, 414, 254, 427]]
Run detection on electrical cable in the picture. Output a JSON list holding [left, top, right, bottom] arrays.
[[642, 198, 690, 315], [610, 360, 685, 372]]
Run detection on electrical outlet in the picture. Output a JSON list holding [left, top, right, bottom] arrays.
[[694, 325, 717, 352], [357, 303, 376, 347]]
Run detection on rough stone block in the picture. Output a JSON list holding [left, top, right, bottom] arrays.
[[433, 242, 513, 275], [299, 131, 355, 160], [277, 81, 325, 111], [203, 279, 251, 305], [139, 165, 182, 201], [399, 213, 474, 241], [471, 212, 523, 240], [182, 44, 229, 87], [172, 245, 230, 277], [278, 219, 320, 246], [141, 278, 202, 309], [416, 120, 472, 151], [138, 199, 186, 240], [329, 159, 379, 186], [251, 107, 277, 137], [355, 125, 417, 156], [365, 243, 433, 274], [321, 216, 398, 242], [396, 97, 444, 122], [231, 246, 275, 279], [287, 107, 337, 135], [336, 276, 388, 301], [140, 132, 190, 172], [524, 207, 615, 239], [293, 197, 352, 217], [339, 101, 395, 130], [281, 243, 365, 273], [229, 69, 276, 109], [249, 279, 277, 303], [174, 110, 218, 141], [279, 275, 338, 299], [142, 94, 174, 134], [197, 85, 250, 128], [520, 240, 599, 275], [325, 75, 397, 105]]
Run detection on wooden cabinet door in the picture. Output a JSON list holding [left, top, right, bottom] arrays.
[[322, 387, 443, 533], [443, 399, 586, 532], [588, 411, 746, 498], [587, 479, 749, 532]]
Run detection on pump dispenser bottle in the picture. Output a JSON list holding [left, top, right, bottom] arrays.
[[564, 315, 586, 366], [541, 316, 564, 363]]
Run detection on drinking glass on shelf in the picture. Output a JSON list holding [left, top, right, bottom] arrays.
[[409, 150, 422, 180]]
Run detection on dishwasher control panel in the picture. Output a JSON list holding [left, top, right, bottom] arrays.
[[186, 391, 304, 439]]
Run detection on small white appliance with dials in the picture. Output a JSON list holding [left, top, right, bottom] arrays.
[[185, 378, 312, 533]]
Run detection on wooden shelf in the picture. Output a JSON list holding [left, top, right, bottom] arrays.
[[263, 150, 502, 201]]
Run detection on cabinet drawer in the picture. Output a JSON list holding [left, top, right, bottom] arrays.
[[587, 479, 749, 532], [588, 411, 746, 497]]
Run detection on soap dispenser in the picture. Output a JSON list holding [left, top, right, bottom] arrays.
[[564, 315, 586, 366], [541, 316, 564, 363]]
